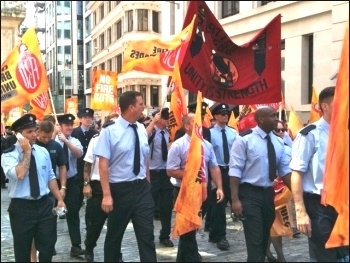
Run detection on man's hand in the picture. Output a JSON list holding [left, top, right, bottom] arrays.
[[215, 188, 225, 203], [83, 184, 92, 199], [101, 195, 113, 213], [18, 138, 31, 153], [57, 132, 67, 143], [152, 112, 161, 123], [296, 210, 312, 237], [231, 199, 243, 218]]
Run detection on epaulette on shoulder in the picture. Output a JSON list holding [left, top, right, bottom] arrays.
[[92, 133, 100, 138], [299, 124, 316, 135], [2, 145, 15, 154], [239, 129, 252, 137], [227, 125, 237, 131], [102, 121, 115, 128]]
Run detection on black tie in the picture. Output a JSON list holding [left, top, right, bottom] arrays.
[[130, 124, 140, 175], [266, 135, 277, 182], [63, 143, 69, 172], [29, 151, 40, 199], [160, 130, 168, 161], [222, 129, 229, 165]]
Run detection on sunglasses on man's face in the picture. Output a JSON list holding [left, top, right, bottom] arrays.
[[275, 128, 286, 132], [219, 112, 229, 116]]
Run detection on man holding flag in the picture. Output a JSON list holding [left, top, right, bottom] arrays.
[[290, 86, 349, 261], [167, 92, 224, 262]]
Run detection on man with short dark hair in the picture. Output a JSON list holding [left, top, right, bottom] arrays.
[[290, 86, 349, 261], [95, 91, 157, 262]]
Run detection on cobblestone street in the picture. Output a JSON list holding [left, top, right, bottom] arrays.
[[1, 188, 310, 262]]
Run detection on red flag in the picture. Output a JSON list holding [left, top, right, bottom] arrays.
[[172, 91, 206, 238], [178, 1, 281, 105], [321, 20, 349, 248]]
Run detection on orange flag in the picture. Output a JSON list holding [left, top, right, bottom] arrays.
[[29, 91, 52, 121], [309, 86, 322, 123], [91, 69, 118, 110], [172, 91, 206, 238], [5, 107, 24, 126], [168, 60, 187, 143], [122, 15, 196, 75], [287, 106, 303, 140], [228, 112, 238, 131], [1, 28, 49, 112], [203, 107, 213, 128], [321, 20, 349, 249]]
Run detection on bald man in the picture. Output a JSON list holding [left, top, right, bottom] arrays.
[[228, 106, 292, 262]]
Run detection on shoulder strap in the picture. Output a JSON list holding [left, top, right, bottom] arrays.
[[299, 124, 316, 135], [239, 129, 253, 137]]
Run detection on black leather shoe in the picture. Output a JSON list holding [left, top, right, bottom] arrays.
[[84, 250, 94, 262], [216, 239, 230, 251], [204, 226, 212, 232], [53, 248, 57, 256], [160, 239, 174, 247], [70, 246, 85, 257]]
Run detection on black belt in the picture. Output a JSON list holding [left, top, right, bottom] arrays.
[[240, 182, 272, 190], [150, 169, 166, 173], [113, 178, 146, 185], [11, 195, 49, 202], [219, 166, 229, 170], [304, 192, 321, 199], [90, 180, 101, 185]]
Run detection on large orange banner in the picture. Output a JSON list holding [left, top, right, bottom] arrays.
[[172, 91, 206, 238], [30, 91, 53, 121], [1, 27, 49, 111], [91, 69, 118, 110], [322, 20, 349, 249], [122, 15, 196, 76], [5, 107, 23, 126]]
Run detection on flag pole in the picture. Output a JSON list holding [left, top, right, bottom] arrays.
[[48, 88, 59, 124]]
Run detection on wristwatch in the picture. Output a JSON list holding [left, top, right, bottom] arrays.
[[84, 181, 90, 186]]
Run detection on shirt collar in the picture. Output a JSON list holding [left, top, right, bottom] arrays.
[[319, 117, 330, 133], [119, 116, 138, 129], [254, 126, 274, 139]]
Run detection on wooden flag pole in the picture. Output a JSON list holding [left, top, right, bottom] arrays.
[[47, 88, 59, 124]]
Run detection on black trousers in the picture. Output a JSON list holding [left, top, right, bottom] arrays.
[[173, 187, 202, 262], [220, 166, 231, 205], [8, 195, 57, 262], [104, 178, 157, 262], [150, 169, 173, 240], [208, 188, 227, 242], [239, 183, 275, 262], [304, 193, 349, 262], [84, 180, 108, 251], [65, 176, 84, 246], [202, 171, 213, 228]]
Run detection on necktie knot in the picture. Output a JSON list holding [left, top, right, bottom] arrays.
[[265, 134, 271, 141]]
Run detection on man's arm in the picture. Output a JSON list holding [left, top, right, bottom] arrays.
[[99, 156, 113, 213], [209, 166, 224, 202], [58, 165, 67, 198], [15, 138, 32, 180], [291, 170, 311, 237], [48, 179, 66, 208], [166, 169, 184, 180], [83, 162, 92, 198]]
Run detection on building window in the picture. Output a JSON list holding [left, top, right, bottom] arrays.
[[116, 54, 122, 73], [222, 1, 239, 18], [107, 27, 112, 46], [281, 40, 285, 71], [116, 19, 122, 40], [301, 34, 314, 105], [99, 4, 104, 22], [127, 10, 133, 32], [150, 85, 159, 107], [152, 11, 159, 33], [85, 41, 91, 63], [77, 20, 83, 40], [78, 44, 83, 65], [130, 85, 136, 91], [85, 68, 91, 89], [99, 33, 105, 49], [137, 9, 148, 31], [77, 1, 83, 16], [140, 85, 147, 106], [64, 21, 71, 39], [117, 88, 123, 98], [261, 1, 275, 6], [93, 38, 98, 54], [107, 1, 111, 13], [100, 63, 105, 70], [107, 59, 112, 70], [93, 11, 97, 27], [85, 15, 91, 37]]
